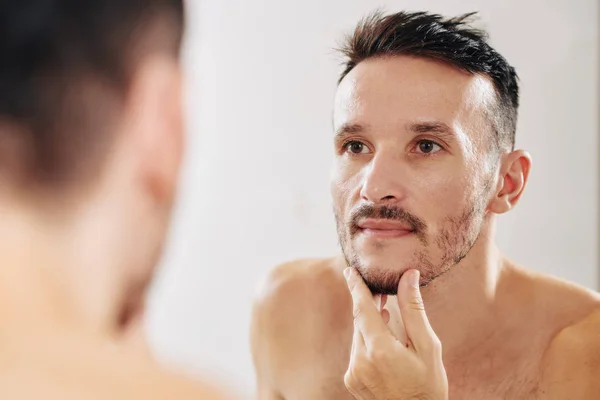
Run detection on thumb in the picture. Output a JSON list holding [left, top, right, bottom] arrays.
[[397, 270, 440, 358]]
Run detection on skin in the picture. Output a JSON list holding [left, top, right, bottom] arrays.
[[343, 267, 448, 399], [250, 56, 600, 399], [0, 33, 227, 400]]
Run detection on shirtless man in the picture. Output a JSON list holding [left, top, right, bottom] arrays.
[[0, 1, 227, 398], [251, 11, 600, 399]]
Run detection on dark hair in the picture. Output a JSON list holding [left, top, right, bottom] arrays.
[[337, 10, 519, 151], [0, 0, 184, 191]]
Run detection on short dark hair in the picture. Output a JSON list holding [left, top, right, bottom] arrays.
[[0, 0, 184, 191], [337, 10, 519, 151]]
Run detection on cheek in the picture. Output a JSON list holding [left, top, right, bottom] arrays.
[[330, 160, 362, 211], [411, 165, 478, 218]]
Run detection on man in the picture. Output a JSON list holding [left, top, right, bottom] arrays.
[[0, 1, 226, 398], [251, 10, 600, 399]]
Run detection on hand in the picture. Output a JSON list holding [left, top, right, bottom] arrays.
[[343, 267, 448, 400]]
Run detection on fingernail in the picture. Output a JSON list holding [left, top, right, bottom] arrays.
[[408, 270, 420, 288], [343, 268, 351, 280]]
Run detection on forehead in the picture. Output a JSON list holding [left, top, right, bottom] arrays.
[[334, 56, 496, 133]]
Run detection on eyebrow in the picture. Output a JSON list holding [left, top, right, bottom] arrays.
[[408, 121, 456, 138], [334, 123, 367, 140], [334, 121, 456, 141]]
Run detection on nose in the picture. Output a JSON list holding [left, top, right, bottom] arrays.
[[360, 152, 408, 204]]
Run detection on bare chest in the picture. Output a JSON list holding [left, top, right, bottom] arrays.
[[280, 328, 546, 400], [448, 355, 544, 399]]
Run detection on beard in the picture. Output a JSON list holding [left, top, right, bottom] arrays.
[[335, 191, 489, 295]]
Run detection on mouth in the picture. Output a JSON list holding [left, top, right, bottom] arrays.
[[356, 219, 415, 239]]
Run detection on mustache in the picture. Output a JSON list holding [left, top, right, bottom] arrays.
[[349, 204, 427, 241]]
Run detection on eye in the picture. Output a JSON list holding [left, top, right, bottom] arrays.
[[343, 140, 371, 155], [415, 140, 442, 154]]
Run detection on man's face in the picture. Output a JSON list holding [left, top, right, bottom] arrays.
[[331, 56, 499, 294]]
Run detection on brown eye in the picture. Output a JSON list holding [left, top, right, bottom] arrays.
[[345, 141, 370, 154], [417, 140, 442, 154]]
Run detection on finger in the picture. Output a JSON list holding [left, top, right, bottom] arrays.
[[344, 267, 392, 349], [380, 292, 410, 346], [380, 294, 388, 309], [346, 325, 368, 399], [350, 314, 366, 357], [378, 295, 389, 324], [396, 269, 441, 357], [344, 369, 373, 399], [381, 308, 390, 325], [343, 374, 359, 399]]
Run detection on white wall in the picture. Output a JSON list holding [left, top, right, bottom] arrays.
[[147, 0, 599, 396]]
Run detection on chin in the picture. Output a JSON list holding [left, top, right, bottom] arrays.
[[351, 247, 442, 293], [353, 247, 415, 270], [357, 267, 404, 295], [350, 255, 407, 295]]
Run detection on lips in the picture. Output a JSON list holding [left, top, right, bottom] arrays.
[[357, 219, 415, 238], [358, 219, 414, 231]]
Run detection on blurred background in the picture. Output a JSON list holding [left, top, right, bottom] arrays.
[[146, 0, 599, 396]]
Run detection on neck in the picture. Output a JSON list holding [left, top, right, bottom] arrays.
[[419, 219, 512, 361], [0, 202, 122, 342]]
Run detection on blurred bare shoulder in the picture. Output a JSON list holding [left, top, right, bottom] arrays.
[[251, 257, 350, 329], [0, 334, 231, 400], [254, 257, 347, 304], [134, 362, 233, 399], [250, 257, 352, 391]]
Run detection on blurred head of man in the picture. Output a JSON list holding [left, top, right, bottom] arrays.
[[331, 11, 530, 294], [0, 0, 184, 336]]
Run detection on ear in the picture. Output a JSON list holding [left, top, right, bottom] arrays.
[[125, 54, 184, 207], [488, 149, 532, 214]]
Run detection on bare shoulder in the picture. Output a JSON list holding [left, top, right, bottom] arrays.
[[0, 337, 230, 400], [250, 256, 352, 379], [535, 278, 600, 399], [251, 255, 351, 338], [252, 256, 349, 313], [132, 361, 232, 399]]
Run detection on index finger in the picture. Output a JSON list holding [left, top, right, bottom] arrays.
[[344, 267, 393, 349], [396, 269, 440, 357]]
